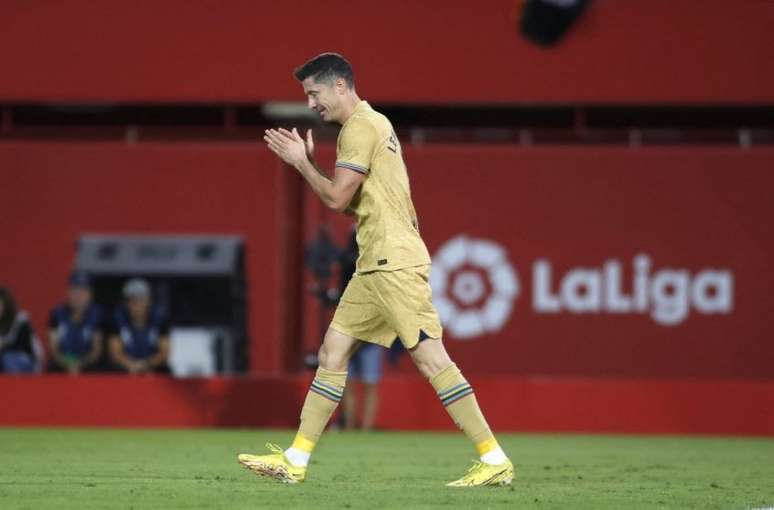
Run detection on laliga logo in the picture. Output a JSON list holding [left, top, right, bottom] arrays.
[[429, 236, 519, 340], [534, 255, 733, 326], [431, 236, 735, 339]]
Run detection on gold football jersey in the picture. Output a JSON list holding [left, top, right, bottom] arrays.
[[336, 101, 431, 273]]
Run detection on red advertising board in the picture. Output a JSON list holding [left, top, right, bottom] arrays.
[[2, 374, 772, 435], [2, 143, 773, 379], [302, 146, 774, 378], [2, 143, 773, 434], [0, 142, 293, 373], [409, 146, 774, 377]]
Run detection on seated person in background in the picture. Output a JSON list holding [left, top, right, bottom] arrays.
[[0, 286, 42, 374], [48, 270, 104, 374], [108, 278, 170, 375], [342, 342, 384, 430]]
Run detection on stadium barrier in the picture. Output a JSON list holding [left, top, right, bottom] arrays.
[[1, 375, 772, 435], [0, 142, 296, 374], [2, 143, 773, 381], [2, 1, 773, 103], [304, 145, 774, 380]]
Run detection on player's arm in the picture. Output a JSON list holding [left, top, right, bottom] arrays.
[[264, 128, 366, 213], [298, 161, 364, 213], [302, 151, 358, 215], [300, 145, 358, 216]]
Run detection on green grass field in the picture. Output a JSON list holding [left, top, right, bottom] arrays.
[[1, 428, 772, 510]]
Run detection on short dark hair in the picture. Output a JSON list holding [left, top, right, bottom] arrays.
[[294, 53, 355, 88]]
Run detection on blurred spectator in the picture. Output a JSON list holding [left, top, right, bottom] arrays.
[[342, 343, 384, 430], [108, 278, 170, 375], [47, 270, 104, 374], [0, 286, 42, 374], [338, 228, 385, 430]]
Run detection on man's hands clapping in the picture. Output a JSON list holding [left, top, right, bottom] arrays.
[[264, 128, 315, 168]]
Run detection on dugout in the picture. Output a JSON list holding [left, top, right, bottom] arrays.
[[75, 234, 247, 375]]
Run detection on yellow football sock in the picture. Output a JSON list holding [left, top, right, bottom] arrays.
[[430, 363, 499, 455], [297, 367, 347, 446], [290, 432, 316, 454]]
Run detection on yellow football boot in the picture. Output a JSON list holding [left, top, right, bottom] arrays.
[[238, 443, 306, 484], [446, 460, 515, 487]]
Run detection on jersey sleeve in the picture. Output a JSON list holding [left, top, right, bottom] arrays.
[[336, 117, 378, 175]]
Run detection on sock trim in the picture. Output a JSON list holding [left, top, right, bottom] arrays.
[[291, 433, 316, 453], [310, 379, 343, 402], [438, 382, 468, 398], [475, 437, 499, 456], [438, 383, 474, 406]]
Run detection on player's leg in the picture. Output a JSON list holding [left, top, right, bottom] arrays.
[[410, 338, 495, 452], [372, 265, 513, 486], [238, 328, 358, 482], [290, 271, 385, 445], [373, 265, 507, 463], [285, 328, 359, 465], [409, 338, 507, 462], [408, 337, 513, 486]]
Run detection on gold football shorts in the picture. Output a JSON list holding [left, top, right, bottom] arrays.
[[330, 264, 443, 349]]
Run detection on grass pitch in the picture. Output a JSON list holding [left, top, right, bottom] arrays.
[[0, 428, 772, 510]]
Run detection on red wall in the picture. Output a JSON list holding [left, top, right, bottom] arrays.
[[2, 1, 774, 103], [0, 142, 291, 373], [415, 147, 774, 378], [2, 375, 772, 436], [2, 143, 774, 379], [302, 146, 774, 379], [2, 142, 773, 434]]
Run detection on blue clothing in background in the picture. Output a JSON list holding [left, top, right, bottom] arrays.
[[349, 342, 384, 385], [112, 305, 169, 359], [49, 304, 103, 357]]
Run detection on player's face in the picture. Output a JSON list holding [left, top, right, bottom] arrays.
[[302, 77, 343, 123]]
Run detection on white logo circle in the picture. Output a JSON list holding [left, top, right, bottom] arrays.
[[452, 270, 486, 305], [430, 235, 519, 340]]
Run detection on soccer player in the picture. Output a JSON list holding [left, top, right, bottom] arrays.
[[239, 53, 513, 487]]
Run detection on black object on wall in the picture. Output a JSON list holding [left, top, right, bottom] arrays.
[[520, 0, 593, 47]]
